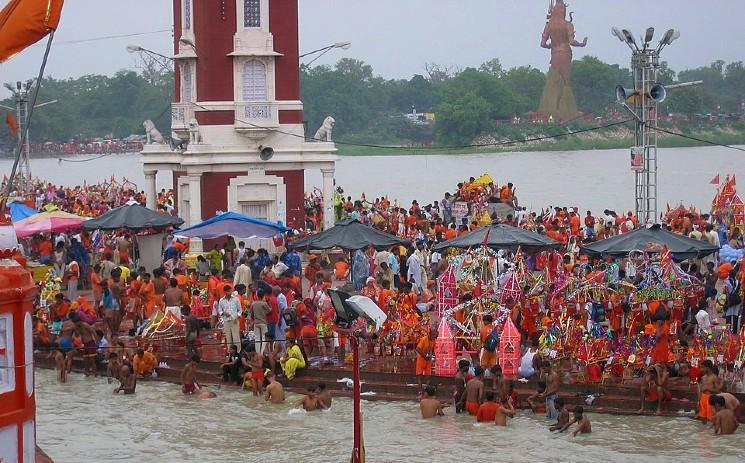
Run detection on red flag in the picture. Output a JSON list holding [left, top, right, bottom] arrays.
[[710, 174, 720, 185], [5, 111, 18, 138], [0, 0, 64, 63]]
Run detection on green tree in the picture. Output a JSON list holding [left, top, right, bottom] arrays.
[[501, 66, 545, 114], [479, 58, 504, 77], [571, 56, 631, 114]]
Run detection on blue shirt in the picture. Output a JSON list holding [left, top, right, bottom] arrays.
[[387, 253, 399, 274]]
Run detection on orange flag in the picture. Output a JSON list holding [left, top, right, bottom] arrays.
[[5, 111, 18, 138], [0, 0, 64, 63]]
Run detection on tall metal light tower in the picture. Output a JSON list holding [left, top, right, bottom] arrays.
[[3, 80, 57, 195], [3, 81, 32, 193], [612, 27, 679, 224]]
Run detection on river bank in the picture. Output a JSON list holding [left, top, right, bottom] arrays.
[[336, 122, 745, 156]]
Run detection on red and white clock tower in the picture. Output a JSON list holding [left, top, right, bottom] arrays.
[[142, 0, 337, 232]]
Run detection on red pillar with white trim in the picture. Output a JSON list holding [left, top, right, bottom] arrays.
[[0, 226, 38, 463]]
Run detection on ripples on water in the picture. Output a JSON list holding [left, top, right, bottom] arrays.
[[35, 369, 744, 462]]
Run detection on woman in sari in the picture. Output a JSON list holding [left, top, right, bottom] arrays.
[[280, 338, 306, 380]]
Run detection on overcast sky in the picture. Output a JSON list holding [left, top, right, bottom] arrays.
[[2, 0, 744, 99]]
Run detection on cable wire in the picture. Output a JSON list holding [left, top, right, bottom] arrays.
[[650, 125, 745, 153], [191, 101, 632, 151], [56, 29, 172, 45]]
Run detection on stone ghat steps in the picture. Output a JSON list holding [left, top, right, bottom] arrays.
[[34, 354, 738, 417], [277, 373, 701, 414]]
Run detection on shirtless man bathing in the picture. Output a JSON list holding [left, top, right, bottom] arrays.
[[558, 406, 592, 436], [421, 386, 446, 418], [113, 363, 137, 394], [264, 371, 285, 403], [181, 355, 201, 395]]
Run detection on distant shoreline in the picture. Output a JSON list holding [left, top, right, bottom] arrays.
[[0, 151, 140, 160], [336, 136, 745, 156]]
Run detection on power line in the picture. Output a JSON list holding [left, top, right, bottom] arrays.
[[650, 125, 745, 153], [56, 29, 172, 45], [191, 101, 632, 151]]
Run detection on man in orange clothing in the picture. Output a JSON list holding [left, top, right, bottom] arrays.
[[91, 264, 103, 317], [67, 259, 81, 300], [476, 390, 500, 422], [479, 314, 498, 368], [459, 366, 485, 416], [415, 327, 437, 391], [132, 348, 158, 377], [444, 224, 457, 240], [569, 209, 580, 236], [698, 359, 723, 423], [138, 273, 156, 320]]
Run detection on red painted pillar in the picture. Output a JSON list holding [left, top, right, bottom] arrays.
[[351, 335, 362, 463], [0, 242, 39, 462]]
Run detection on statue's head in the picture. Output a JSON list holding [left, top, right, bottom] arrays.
[[552, 0, 566, 18]]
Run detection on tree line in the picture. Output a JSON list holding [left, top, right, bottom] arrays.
[[2, 56, 744, 150]]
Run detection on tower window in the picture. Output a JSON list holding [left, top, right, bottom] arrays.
[[184, 0, 191, 30], [182, 61, 193, 102], [242, 60, 267, 101], [244, 0, 261, 28]]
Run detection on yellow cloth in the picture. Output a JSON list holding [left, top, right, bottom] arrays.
[[280, 345, 306, 379], [134, 351, 158, 375]]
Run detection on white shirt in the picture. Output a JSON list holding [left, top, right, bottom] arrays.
[[695, 309, 711, 331], [55, 233, 67, 246], [233, 263, 252, 287], [277, 292, 288, 311], [406, 253, 422, 290], [218, 296, 241, 323]]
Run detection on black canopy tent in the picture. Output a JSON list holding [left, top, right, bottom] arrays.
[[579, 224, 720, 261], [432, 223, 560, 253], [81, 203, 184, 272], [289, 218, 411, 251], [81, 203, 184, 231]]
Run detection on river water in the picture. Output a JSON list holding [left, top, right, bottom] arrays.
[[35, 369, 744, 463], [2, 145, 742, 214]]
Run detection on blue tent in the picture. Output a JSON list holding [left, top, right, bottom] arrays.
[[8, 201, 38, 222], [174, 211, 290, 239]]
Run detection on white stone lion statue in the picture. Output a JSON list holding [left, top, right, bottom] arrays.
[[313, 116, 335, 142], [143, 119, 165, 144], [188, 118, 202, 144]]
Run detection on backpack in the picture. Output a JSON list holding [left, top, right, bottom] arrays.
[[282, 302, 299, 327], [729, 279, 742, 307], [590, 302, 606, 323], [483, 330, 499, 352]]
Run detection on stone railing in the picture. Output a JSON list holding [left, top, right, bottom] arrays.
[[171, 102, 195, 132], [234, 101, 279, 135]]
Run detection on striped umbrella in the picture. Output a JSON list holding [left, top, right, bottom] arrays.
[[13, 211, 89, 238]]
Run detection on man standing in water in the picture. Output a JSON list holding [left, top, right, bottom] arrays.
[[181, 355, 201, 394], [711, 395, 739, 435], [698, 360, 723, 423], [542, 362, 562, 420], [70, 312, 99, 376], [56, 315, 76, 377], [558, 406, 592, 436], [459, 366, 485, 416], [113, 364, 137, 394], [296, 387, 319, 411], [415, 327, 437, 391], [264, 371, 285, 403], [494, 392, 516, 426], [420, 386, 445, 418], [316, 383, 332, 409]]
